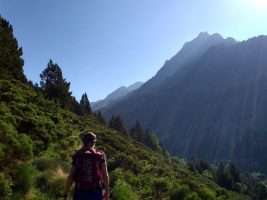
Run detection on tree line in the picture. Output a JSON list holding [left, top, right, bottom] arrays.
[[187, 157, 267, 200], [37, 58, 163, 152]]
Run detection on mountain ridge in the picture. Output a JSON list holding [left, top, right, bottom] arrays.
[[91, 81, 143, 111], [102, 34, 267, 173], [141, 32, 237, 90]]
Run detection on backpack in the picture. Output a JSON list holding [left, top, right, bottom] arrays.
[[74, 148, 104, 191]]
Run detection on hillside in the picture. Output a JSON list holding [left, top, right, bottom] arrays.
[[102, 34, 267, 173], [0, 80, 252, 200], [0, 16, 255, 200]]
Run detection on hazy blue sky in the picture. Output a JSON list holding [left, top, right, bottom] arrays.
[[1, 0, 267, 101]]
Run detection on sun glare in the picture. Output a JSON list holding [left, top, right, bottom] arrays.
[[253, 0, 267, 10]]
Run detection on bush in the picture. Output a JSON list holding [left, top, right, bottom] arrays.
[[10, 188, 49, 200], [0, 120, 33, 163], [169, 182, 209, 200], [36, 170, 67, 198], [0, 143, 5, 160], [152, 178, 168, 199], [0, 173, 12, 197], [14, 164, 37, 194], [111, 179, 139, 200], [32, 157, 69, 172], [198, 187, 216, 200], [169, 183, 190, 200], [18, 133, 34, 159], [185, 192, 201, 200], [49, 177, 66, 197]]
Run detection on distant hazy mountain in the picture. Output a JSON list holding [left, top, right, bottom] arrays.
[[91, 82, 143, 110], [102, 33, 267, 172]]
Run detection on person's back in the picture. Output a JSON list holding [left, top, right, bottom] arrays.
[[64, 132, 109, 200]]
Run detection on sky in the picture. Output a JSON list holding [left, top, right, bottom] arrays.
[[1, 0, 267, 101]]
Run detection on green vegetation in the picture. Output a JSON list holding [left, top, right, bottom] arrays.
[[0, 16, 26, 82], [109, 115, 129, 136], [0, 15, 265, 200], [0, 79, 251, 200]]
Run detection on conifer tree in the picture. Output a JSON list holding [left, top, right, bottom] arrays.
[[130, 121, 144, 141], [109, 115, 116, 129], [70, 96, 83, 115], [40, 59, 72, 108], [109, 115, 128, 135], [215, 162, 227, 187], [228, 162, 240, 183], [95, 111, 106, 125], [143, 128, 161, 151], [0, 16, 26, 82], [80, 93, 92, 115]]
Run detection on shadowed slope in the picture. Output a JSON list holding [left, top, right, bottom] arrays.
[[102, 35, 267, 172]]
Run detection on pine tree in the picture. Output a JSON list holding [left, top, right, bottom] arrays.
[[215, 162, 227, 187], [109, 115, 116, 129], [40, 59, 72, 108], [80, 93, 92, 115], [70, 96, 83, 115], [144, 128, 161, 151], [0, 16, 26, 82], [95, 111, 106, 125], [228, 162, 240, 183], [130, 121, 144, 141], [109, 115, 128, 135]]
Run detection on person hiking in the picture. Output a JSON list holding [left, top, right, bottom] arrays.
[[64, 131, 109, 200]]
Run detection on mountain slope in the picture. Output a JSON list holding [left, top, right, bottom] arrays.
[[142, 32, 236, 89], [92, 81, 143, 110], [102, 35, 267, 173]]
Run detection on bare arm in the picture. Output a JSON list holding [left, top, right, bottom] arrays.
[[102, 162, 109, 200], [64, 166, 76, 200]]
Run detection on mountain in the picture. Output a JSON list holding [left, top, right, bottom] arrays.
[[143, 32, 237, 89], [91, 81, 143, 110], [102, 34, 267, 173]]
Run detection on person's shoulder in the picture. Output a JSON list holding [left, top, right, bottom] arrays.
[[95, 149, 106, 160], [72, 148, 84, 157], [95, 149, 105, 155]]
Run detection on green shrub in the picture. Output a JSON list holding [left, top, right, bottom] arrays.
[[185, 192, 200, 200], [42, 145, 60, 159], [49, 177, 66, 197], [36, 170, 67, 198], [216, 188, 229, 198], [0, 143, 5, 160], [152, 178, 168, 199], [111, 179, 139, 200], [169, 183, 190, 200], [18, 133, 34, 159], [14, 164, 37, 194], [32, 157, 69, 172], [198, 187, 216, 200], [0, 120, 33, 163], [10, 188, 49, 200], [36, 171, 52, 193], [0, 173, 12, 197]]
